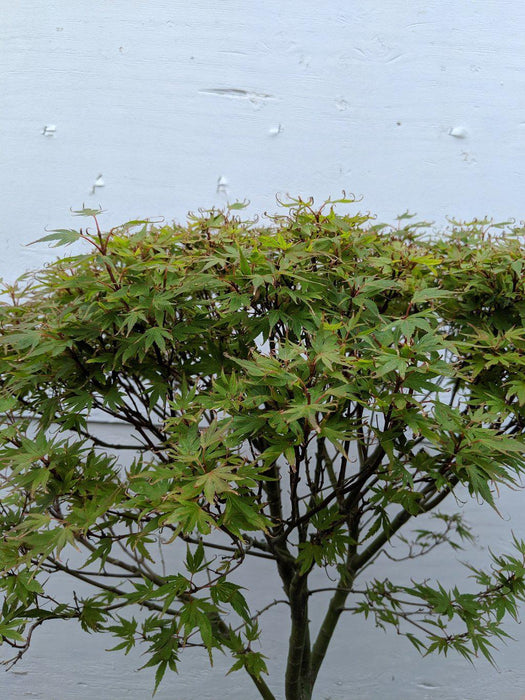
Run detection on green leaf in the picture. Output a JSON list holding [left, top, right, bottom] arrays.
[[71, 205, 106, 217], [28, 229, 81, 247], [228, 200, 250, 210], [411, 288, 454, 304]]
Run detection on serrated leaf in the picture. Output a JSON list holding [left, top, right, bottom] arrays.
[[71, 205, 106, 217], [28, 229, 81, 247]]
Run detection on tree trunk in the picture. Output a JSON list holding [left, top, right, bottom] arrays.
[[285, 575, 312, 700]]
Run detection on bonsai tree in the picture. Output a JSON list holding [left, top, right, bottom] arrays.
[[1, 197, 525, 700]]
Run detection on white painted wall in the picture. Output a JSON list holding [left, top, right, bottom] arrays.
[[3, 1, 525, 281]]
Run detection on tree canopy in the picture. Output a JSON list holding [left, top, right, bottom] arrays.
[[1, 198, 525, 700]]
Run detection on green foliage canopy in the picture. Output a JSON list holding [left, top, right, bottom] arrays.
[[1, 198, 525, 699]]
